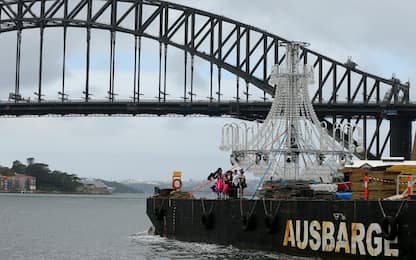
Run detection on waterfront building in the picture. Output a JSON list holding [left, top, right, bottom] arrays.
[[0, 175, 36, 193]]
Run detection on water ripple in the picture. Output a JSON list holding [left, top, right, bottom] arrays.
[[130, 231, 313, 260]]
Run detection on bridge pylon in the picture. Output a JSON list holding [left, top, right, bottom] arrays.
[[390, 115, 412, 159]]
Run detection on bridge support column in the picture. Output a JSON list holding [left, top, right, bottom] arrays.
[[390, 116, 412, 159]]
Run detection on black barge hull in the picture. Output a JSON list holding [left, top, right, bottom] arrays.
[[146, 198, 416, 259]]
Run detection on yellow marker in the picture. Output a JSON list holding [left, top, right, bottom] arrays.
[[173, 171, 182, 178]]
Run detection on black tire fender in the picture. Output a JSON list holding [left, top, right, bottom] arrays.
[[264, 214, 279, 233], [201, 212, 215, 230], [381, 216, 398, 240], [154, 207, 165, 221], [242, 213, 257, 231]]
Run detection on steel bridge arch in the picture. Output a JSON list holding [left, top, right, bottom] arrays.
[[0, 0, 409, 103], [0, 0, 413, 160]]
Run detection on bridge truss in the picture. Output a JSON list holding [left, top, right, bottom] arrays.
[[0, 0, 412, 159]]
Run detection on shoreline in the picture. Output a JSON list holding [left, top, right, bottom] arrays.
[[0, 191, 111, 195], [0, 191, 144, 195]]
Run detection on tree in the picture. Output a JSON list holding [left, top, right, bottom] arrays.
[[11, 160, 26, 174], [26, 157, 35, 165], [25, 163, 81, 192], [2, 159, 81, 192], [0, 166, 14, 176]]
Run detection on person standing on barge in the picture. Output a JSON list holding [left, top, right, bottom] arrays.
[[239, 169, 247, 197]]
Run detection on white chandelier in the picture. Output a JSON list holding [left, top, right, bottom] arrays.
[[220, 42, 364, 183]]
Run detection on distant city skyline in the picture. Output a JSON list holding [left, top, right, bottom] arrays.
[[0, 0, 414, 181]]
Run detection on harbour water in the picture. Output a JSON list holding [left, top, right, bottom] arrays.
[[0, 193, 310, 260]]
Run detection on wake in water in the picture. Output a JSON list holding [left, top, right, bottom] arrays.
[[129, 231, 313, 260]]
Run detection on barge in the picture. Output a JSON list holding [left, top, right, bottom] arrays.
[[146, 42, 415, 259], [147, 197, 413, 259]]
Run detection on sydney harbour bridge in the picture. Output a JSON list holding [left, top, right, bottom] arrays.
[[0, 0, 413, 160]]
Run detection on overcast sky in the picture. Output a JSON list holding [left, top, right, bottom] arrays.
[[0, 0, 414, 182]]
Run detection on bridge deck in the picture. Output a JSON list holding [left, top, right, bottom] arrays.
[[0, 101, 414, 120]]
